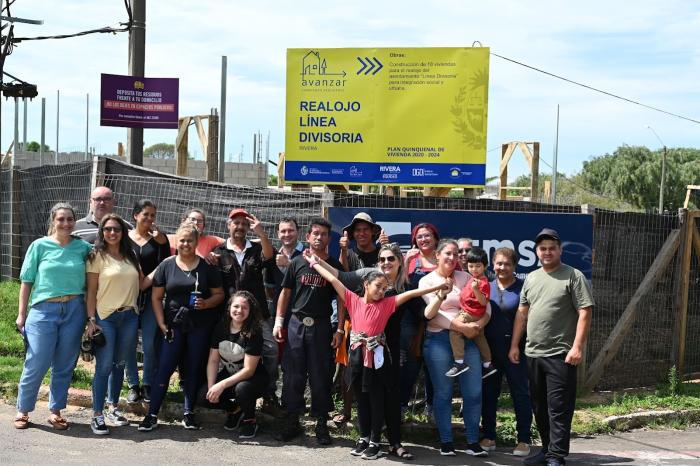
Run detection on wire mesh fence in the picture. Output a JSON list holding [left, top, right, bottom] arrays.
[[1, 157, 698, 390]]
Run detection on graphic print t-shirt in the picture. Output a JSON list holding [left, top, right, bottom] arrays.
[[210, 322, 265, 377]]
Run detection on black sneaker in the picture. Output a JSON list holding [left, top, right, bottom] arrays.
[[273, 415, 302, 441], [182, 412, 200, 430], [361, 443, 381, 460], [105, 408, 129, 426], [440, 442, 456, 456], [261, 395, 287, 418], [224, 410, 243, 431], [91, 415, 109, 435], [138, 414, 158, 432], [239, 418, 259, 439], [546, 458, 566, 466], [445, 362, 470, 377], [466, 442, 488, 457], [142, 385, 151, 403], [351, 438, 369, 456], [482, 363, 498, 379], [127, 385, 142, 403], [524, 450, 548, 466], [315, 418, 332, 445]]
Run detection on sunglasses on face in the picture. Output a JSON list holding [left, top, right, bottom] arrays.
[[102, 226, 123, 233], [378, 256, 397, 263], [458, 248, 471, 254]]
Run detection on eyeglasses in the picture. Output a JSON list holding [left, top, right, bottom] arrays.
[[102, 226, 123, 233], [91, 197, 113, 203], [378, 256, 397, 263], [458, 248, 471, 254], [415, 234, 433, 241], [187, 217, 205, 225]]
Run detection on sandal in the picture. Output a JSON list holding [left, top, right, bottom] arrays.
[[47, 414, 69, 430], [13, 414, 30, 429], [389, 445, 414, 460]]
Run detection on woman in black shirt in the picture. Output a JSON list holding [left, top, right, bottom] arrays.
[[138, 223, 224, 432], [121, 199, 171, 403], [206, 291, 268, 439]]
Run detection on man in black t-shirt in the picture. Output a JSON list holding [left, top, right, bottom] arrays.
[[272, 217, 343, 444], [339, 212, 387, 271]]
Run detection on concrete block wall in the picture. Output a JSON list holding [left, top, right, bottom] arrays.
[[12, 152, 268, 187]]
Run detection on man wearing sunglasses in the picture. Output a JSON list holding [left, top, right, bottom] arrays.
[[75, 186, 132, 244], [339, 212, 389, 271]]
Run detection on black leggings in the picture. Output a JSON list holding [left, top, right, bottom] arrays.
[[212, 370, 268, 419], [352, 376, 386, 444]]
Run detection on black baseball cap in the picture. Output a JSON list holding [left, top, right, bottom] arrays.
[[535, 228, 561, 244]]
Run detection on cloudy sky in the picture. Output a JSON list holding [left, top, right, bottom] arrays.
[[2, 0, 699, 179]]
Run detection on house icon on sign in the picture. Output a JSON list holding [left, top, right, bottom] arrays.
[[302, 51, 327, 77]]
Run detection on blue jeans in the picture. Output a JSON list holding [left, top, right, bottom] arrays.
[[423, 329, 482, 444], [482, 335, 532, 443], [93, 309, 139, 413], [17, 296, 85, 413]]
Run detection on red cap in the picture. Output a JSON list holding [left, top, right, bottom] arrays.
[[228, 208, 250, 219]]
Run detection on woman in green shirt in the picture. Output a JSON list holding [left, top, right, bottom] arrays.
[[14, 202, 92, 430]]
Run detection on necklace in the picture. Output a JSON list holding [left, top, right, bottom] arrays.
[[178, 257, 199, 278]]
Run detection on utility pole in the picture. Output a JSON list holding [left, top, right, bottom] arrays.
[[219, 55, 227, 182], [126, 0, 145, 166], [22, 98, 26, 150], [552, 104, 559, 204], [85, 93, 89, 160], [55, 89, 59, 164], [39, 97, 45, 165], [659, 145, 667, 213]]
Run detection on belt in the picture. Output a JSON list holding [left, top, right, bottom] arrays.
[[115, 306, 136, 313], [45, 294, 79, 303], [293, 314, 324, 327]]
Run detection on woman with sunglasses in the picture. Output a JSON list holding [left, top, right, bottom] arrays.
[[167, 208, 224, 258], [86, 214, 150, 435], [14, 202, 92, 430], [311, 243, 427, 459], [401, 223, 440, 421]]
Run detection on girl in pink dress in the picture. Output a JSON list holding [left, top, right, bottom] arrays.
[[303, 250, 451, 460]]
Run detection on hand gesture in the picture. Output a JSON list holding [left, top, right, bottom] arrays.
[[404, 248, 420, 261], [302, 248, 318, 264], [276, 254, 290, 268], [378, 229, 389, 245], [339, 231, 349, 250], [442, 277, 454, 294], [248, 214, 264, 236]]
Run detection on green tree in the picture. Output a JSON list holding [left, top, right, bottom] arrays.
[[25, 141, 50, 152], [144, 143, 175, 159]]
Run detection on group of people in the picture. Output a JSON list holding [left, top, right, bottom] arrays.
[[13, 186, 594, 466]]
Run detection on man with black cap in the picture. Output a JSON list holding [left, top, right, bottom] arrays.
[[509, 228, 594, 466], [339, 212, 388, 271]]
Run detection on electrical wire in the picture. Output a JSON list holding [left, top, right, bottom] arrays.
[[491, 52, 700, 125], [9, 0, 131, 43]]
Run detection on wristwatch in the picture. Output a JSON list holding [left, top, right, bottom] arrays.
[[87, 316, 97, 323]]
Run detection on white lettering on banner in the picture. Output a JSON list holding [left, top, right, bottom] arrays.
[[518, 240, 538, 267]]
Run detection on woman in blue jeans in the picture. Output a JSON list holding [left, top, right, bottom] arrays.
[[138, 223, 224, 431], [86, 214, 152, 435], [419, 239, 491, 457], [14, 202, 92, 430], [480, 247, 532, 456]]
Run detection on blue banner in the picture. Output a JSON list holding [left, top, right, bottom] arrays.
[[327, 207, 593, 280], [285, 161, 486, 185]]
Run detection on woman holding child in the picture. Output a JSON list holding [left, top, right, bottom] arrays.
[[419, 239, 491, 458]]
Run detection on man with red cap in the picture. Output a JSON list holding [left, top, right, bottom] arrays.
[[212, 209, 277, 412]]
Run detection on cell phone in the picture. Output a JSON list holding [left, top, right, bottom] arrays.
[[16, 326, 29, 353]]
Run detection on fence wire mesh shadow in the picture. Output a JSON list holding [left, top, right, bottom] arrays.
[[1, 158, 699, 391]]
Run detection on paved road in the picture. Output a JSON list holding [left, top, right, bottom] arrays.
[[1, 402, 699, 465]]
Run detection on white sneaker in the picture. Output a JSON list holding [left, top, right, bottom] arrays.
[[105, 408, 129, 426], [480, 438, 496, 451], [513, 442, 531, 457]]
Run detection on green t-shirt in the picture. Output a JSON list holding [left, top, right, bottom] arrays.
[[520, 263, 594, 358], [19, 236, 93, 307]]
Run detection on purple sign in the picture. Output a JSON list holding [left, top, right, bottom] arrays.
[[100, 73, 179, 129]]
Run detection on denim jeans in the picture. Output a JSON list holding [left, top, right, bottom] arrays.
[[17, 296, 85, 413], [93, 309, 139, 413], [482, 335, 532, 443], [423, 329, 482, 444]]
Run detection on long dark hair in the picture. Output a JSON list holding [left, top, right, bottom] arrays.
[[89, 213, 140, 270], [224, 291, 262, 337]]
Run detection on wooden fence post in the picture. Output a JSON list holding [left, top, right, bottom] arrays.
[[675, 209, 697, 377]]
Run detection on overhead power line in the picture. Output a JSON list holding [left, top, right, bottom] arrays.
[[491, 52, 700, 125], [10, 0, 131, 43]]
